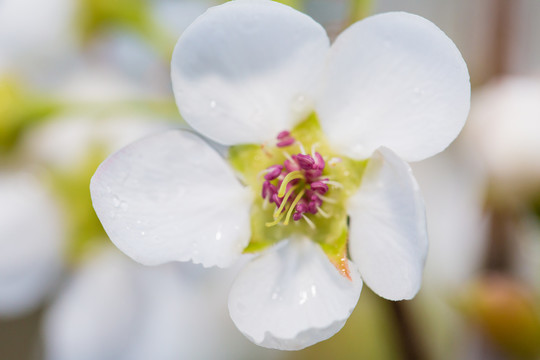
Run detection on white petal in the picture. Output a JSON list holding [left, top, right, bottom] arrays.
[[0, 0, 76, 80], [171, 0, 329, 145], [464, 76, 540, 197], [23, 113, 169, 171], [317, 12, 470, 161], [412, 149, 487, 288], [0, 172, 65, 317], [90, 130, 252, 268], [44, 249, 139, 360], [228, 238, 362, 350], [348, 148, 427, 300], [45, 248, 277, 360]]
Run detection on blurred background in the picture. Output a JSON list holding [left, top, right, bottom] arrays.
[[1, 0, 540, 359]]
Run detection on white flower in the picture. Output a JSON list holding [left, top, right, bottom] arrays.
[[44, 246, 279, 360], [0, 171, 65, 317], [0, 0, 76, 83], [464, 76, 540, 203], [412, 149, 487, 288], [90, 0, 470, 350]]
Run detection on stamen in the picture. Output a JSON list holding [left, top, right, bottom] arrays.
[[316, 206, 331, 218], [282, 151, 293, 161], [317, 194, 337, 204], [311, 143, 319, 158], [277, 131, 290, 140], [284, 159, 300, 172], [302, 214, 316, 229], [295, 200, 308, 214], [284, 189, 305, 225], [314, 152, 325, 170], [296, 154, 315, 170], [310, 181, 328, 194], [264, 165, 283, 181], [261, 181, 277, 199], [297, 140, 307, 155], [325, 180, 344, 189], [277, 137, 295, 147], [278, 171, 303, 197]]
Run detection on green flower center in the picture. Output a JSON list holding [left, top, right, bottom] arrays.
[[229, 114, 367, 277]]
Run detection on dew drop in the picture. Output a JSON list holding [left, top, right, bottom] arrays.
[[209, 100, 217, 109], [271, 287, 281, 301], [119, 201, 128, 210], [299, 290, 308, 305], [215, 231, 222, 241], [112, 195, 120, 207]]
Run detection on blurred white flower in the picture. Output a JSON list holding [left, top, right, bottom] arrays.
[[0, 171, 65, 317], [90, 0, 470, 351], [21, 65, 172, 171], [464, 76, 540, 203], [0, 0, 77, 84], [44, 246, 279, 360], [412, 149, 487, 288]]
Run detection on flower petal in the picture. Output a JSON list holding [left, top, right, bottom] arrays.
[[44, 248, 271, 360], [317, 12, 470, 161], [347, 147, 427, 300], [171, 0, 329, 145], [228, 238, 362, 350], [90, 130, 252, 268], [0, 172, 65, 317]]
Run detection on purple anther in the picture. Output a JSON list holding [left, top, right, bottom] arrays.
[[310, 195, 323, 207], [307, 201, 319, 214], [314, 152, 325, 170], [293, 212, 303, 221], [310, 181, 328, 194], [296, 154, 315, 170], [264, 165, 283, 181], [262, 181, 277, 199], [271, 193, 282, 207], [277, 137, 295, 148], [284, 159, 299, 172], [277, 130, 290, 140], [304, 169, 322, 182], [295, 200, 308, 214]]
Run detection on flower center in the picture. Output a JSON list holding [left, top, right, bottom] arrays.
[[228, 113, 367, 275], [261, 131, 340, 229]]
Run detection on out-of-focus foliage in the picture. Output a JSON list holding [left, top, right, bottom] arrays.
[[0, 80, 59, 154]]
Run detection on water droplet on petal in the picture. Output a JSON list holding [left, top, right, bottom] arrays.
[[210, 100, 217, 109], [112, 195, 120, 207], [299, 290, 308, 305]]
